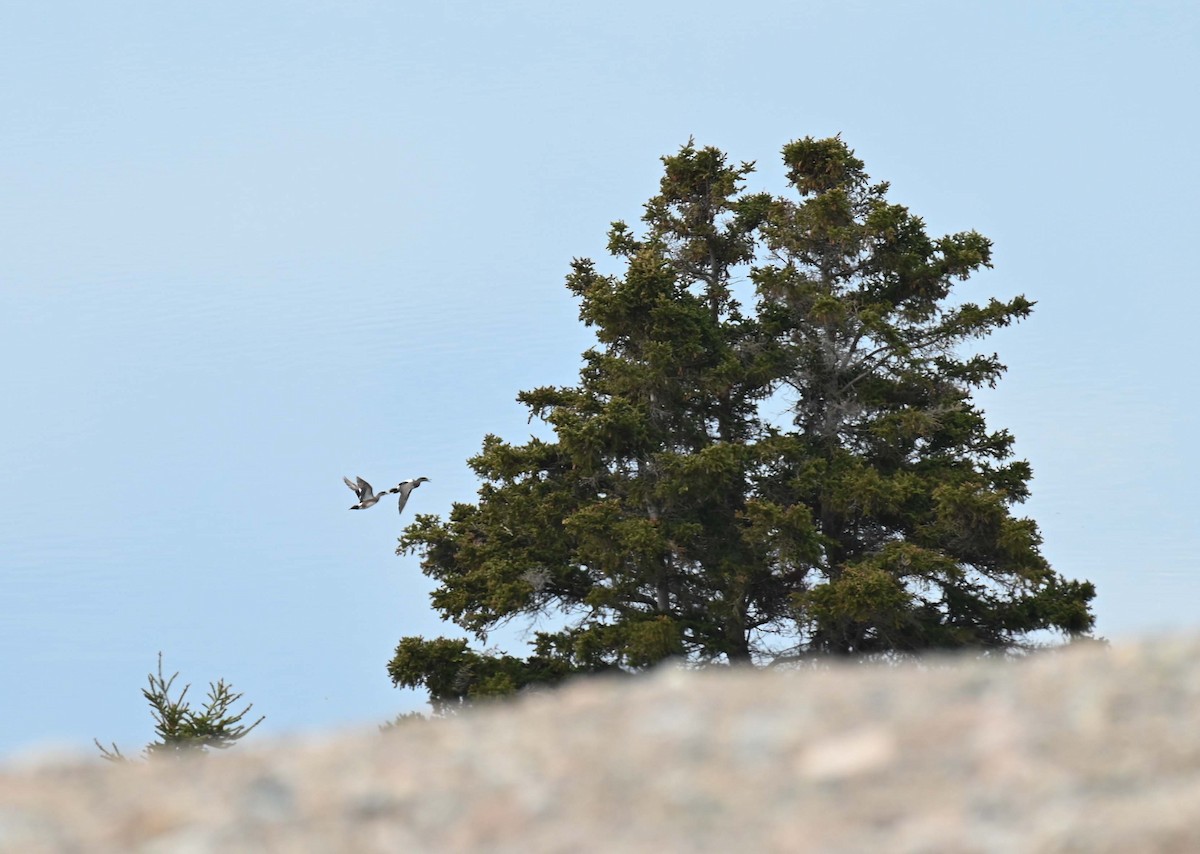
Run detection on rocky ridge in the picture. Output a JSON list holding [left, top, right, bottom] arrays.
[[3, 636, 1199, 852]]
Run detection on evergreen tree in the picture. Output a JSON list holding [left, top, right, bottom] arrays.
[[95, 653, 264, 761], [389, 136, 1095, 709], [750, 137, 1094, 655]]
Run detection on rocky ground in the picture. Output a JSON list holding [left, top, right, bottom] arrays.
[[3, 635, 1200, 852]]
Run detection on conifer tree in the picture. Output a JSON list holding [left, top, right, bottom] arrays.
[[389, 136, 1095, 708], [95, 653, 264, 761]]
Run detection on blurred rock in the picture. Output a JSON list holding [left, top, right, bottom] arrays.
[[3, 636, 1199, 852]]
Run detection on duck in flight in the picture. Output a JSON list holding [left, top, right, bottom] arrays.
[[343, 475, 401, 510], [394, 477, 430, 516]]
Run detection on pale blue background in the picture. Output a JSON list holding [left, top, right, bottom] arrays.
[[2, 2, 1197, 760]]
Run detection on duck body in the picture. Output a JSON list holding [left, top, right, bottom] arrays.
[[344, 475, 400, 510], [395, 476, 430, 515]]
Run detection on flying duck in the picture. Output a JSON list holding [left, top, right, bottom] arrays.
[[395, 477, 430, 515], [343, 475, 401, 510]]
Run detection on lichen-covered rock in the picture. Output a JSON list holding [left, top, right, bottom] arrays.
[[3, 636, 1199, 852]]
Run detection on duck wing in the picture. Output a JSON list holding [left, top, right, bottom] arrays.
[[345, 476, 375, 500]]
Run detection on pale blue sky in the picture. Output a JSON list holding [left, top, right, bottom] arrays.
[[3, 2, 1197, 759]]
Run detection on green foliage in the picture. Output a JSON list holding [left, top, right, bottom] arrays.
[[391, 135, 1096, 707], [94, 653, 264, 761], [380, 710, 427, 730]]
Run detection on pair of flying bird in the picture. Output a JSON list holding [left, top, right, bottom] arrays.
[[343, 475, 429, 515]]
